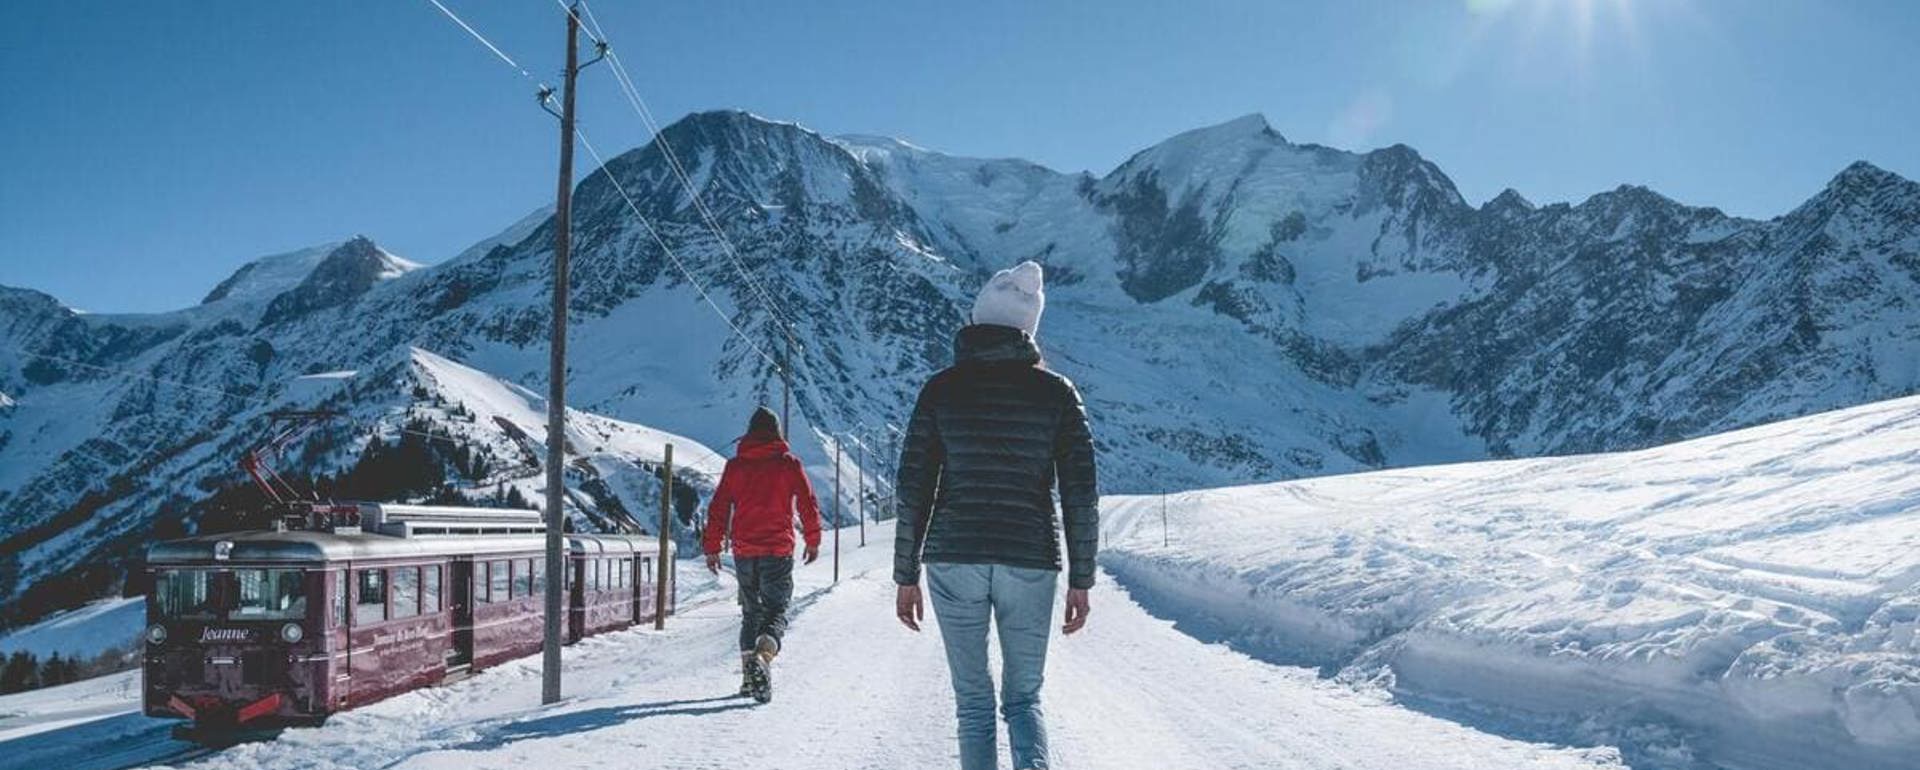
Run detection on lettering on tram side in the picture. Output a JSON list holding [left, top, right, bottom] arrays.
[[372, 624, 433, 649], [200, 627, 255, 643]]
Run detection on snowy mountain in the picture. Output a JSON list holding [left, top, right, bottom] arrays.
[[3, 109, 1919, 630], [1104, 393, 1920, 770]]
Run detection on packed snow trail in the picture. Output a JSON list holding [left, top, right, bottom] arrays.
[[0, 521, 1611, 770]]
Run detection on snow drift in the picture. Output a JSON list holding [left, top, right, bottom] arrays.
[[1103, 395, 1920, 770]]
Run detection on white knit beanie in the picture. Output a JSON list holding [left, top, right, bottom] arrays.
[[971, 261, 1046, 337]]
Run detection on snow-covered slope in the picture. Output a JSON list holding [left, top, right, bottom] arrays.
[[0, 596, 141, 662], [1103, 395, 1920, 770], [3, 109, 1919, 634], [0, 521, 1626, 770], [0, 336, 721, 629]]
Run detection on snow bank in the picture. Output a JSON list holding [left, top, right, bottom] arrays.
[[1104, 394, 1920, 770]]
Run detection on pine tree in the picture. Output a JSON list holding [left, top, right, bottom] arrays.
[[40, 652, 67, 687], [1, 651, 38, 693]]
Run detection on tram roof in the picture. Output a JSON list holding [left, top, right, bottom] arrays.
[[147, 530, 664, 565]]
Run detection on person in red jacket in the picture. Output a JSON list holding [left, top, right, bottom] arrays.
[[702, 406, 822, 703]]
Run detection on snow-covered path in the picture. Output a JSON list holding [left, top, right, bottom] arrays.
[[5, 521, 1604, 770]]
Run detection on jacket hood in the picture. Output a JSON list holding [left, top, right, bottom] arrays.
[[736, 435, 792, 459], [954, 323, 1042, 366]]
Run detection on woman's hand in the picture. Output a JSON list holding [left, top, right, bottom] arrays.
[[896, 584, 925, 631], [705, 553, 722, 574]]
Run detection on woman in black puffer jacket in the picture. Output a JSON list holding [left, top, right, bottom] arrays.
[[893, 261, 1097, 770]]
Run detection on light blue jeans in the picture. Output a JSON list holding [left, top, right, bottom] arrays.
[[926, 562, 1058, 770]]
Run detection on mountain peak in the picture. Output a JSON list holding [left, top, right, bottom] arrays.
[[1486, 188, 1535, 212], [1163, 113, 1283, 147], [201, 241, 342, 306], [653, 109, 817, 151], [1584, 184, 1676, 210], [1824, 160, 1913, 196], [1358, 143, 1468, 210], [259, 237, 417, 326]]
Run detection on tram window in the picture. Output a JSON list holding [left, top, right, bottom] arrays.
[[530, 559, 546, 598], [335, 569, 349, 626], [514, 559, 532, 599], [592, 559, 604, 592], [356, 569, 387, 625], [423, 565, 442, 613], [391, 567, 420, 619], [234, 569, 307, 620], [155, 570, 216, 620], [489, 560, 509, 604], [620, 559, 632, 589]]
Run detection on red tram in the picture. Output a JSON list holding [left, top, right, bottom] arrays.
[[141, 504, 672, 732]]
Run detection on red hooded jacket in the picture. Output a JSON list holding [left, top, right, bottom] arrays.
[[702, 434, 823, 559]]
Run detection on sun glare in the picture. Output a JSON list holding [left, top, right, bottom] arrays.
[[1466, 0, 1654, 77]]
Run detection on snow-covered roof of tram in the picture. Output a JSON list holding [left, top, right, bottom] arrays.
[[146, 529, 664, 564]]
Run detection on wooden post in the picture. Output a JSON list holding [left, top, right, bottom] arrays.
[[540, 2, 580, 708], [656, 443, 673, 630], [857, 441, 866, 547], [833, 441, 841, 583]]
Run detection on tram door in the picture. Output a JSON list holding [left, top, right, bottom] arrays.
[[448, 559, 474, 669]]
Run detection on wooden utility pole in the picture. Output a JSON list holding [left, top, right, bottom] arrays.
[[833, 442, 841, 583], [656, 444, 673, 630], [540, 2, 581, 708]]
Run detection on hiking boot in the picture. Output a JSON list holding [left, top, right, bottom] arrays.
[[738, 652, 756, 697], [754, 633, 780, 663], [744, 650, 773, 704]]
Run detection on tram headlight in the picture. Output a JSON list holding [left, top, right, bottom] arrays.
[[279, 623, 305, 644], [145, 624, 167, 645]]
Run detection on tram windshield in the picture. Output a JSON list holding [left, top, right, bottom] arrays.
[[153, 569, 218, 620], [232, 568, 307, 620], [153, 568, 309, 621]]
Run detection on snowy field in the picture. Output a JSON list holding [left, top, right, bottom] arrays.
[[0, 521, 1621, 770], [1104, 394, 1920, 770]]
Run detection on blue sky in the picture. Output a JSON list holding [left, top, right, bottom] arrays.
[[3, 0, 1916, 313]]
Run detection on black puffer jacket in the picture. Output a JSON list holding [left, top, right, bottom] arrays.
[[893, 324, 1100, 589]]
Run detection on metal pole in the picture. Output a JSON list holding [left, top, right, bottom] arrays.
[[656, 444, 673, 630], [782, 329, 792, 438], [540, 2, 580, 707], [833, 441, 841, 583], [857, 441, 866, 547]]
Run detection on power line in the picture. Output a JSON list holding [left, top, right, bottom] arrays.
[[423, 0, 880, 479], [420, 0, 785, 376], [575, 0, 801, 335], [425, 0, 537, 80], [573, 129, 783, 371], [604, 49, 800, 332]]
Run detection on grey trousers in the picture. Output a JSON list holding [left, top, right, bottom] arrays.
[[734, 556, 794, 652]]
